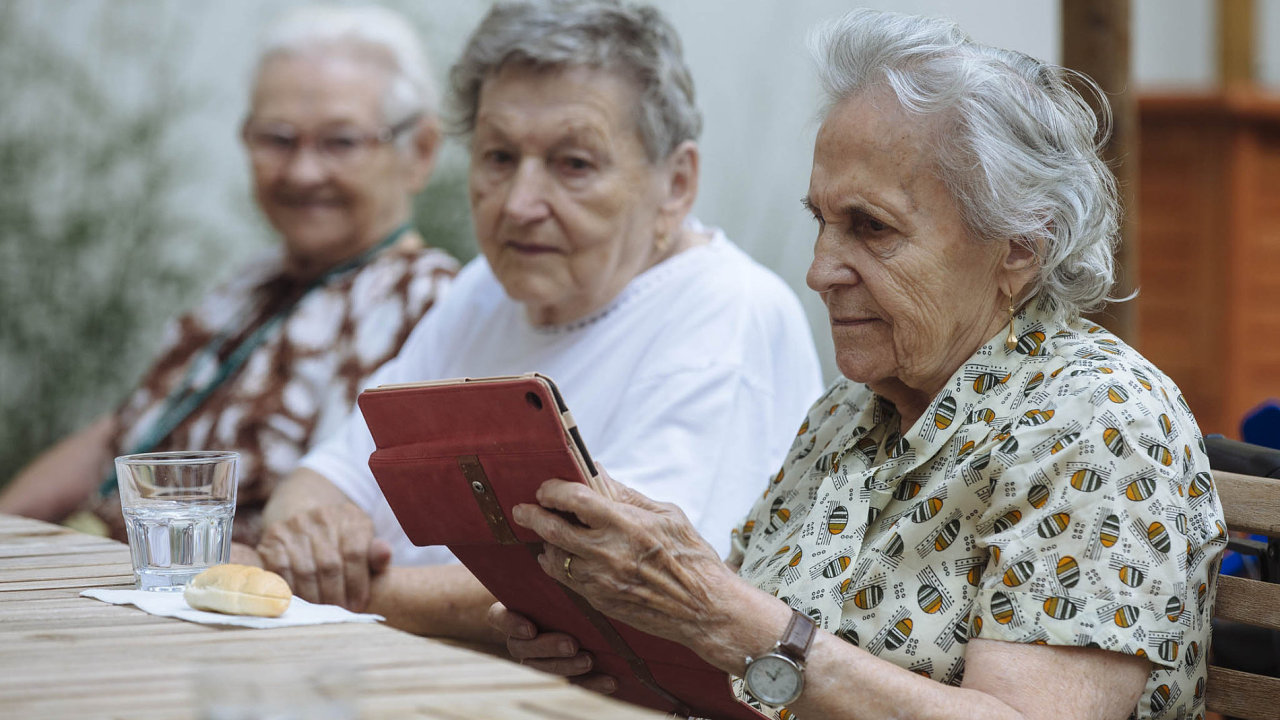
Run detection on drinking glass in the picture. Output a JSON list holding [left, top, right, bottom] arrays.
[[115, 451, 238, 591]]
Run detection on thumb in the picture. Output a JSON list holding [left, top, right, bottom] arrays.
[[369, 538, 393, 574]]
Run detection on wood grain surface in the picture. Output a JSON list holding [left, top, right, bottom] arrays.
[[1215, 470, 1280, 535], [0, 513, 665, 720]]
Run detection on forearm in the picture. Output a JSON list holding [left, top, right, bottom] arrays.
[[0, 415, 115, 521], [690, 578, 1023, 720], [260, 467, 352, 528], [787, 635, 1021, 720], [692, 577, 1149, 720], [369, 564, 504, 645]]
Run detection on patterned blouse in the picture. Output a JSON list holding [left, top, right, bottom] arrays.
[[90, 237, 458, 545], [731, 297, 1226, 720]]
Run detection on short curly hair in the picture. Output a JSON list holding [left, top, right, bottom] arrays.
[[446, 0, 701, 162]]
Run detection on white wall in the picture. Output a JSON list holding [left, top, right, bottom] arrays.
[[1134, 0, 1216, 88], [10, 0, 1245, 382]]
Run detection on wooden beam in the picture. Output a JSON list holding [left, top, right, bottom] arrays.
[[1207, 666, 1280, 719], [1214, 470, 1280, 535], [1062, 0, 1137, 342], [1214, 575, 1280, 631], [1219, 0, 1256, 87]]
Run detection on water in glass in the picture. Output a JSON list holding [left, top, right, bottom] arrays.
[[123, 500, 233, 591]]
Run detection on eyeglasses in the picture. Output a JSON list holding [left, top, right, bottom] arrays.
[[241, 114, 421, 169]]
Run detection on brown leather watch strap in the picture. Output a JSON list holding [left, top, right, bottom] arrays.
[[779, 609, 818, 661]]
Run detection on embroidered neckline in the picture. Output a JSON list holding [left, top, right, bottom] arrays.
[[529, 234, 725, 335]]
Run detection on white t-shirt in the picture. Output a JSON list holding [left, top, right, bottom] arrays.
[[301, 224, 823, 563]]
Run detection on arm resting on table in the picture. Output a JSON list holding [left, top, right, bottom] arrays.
[[262, 469, 506, 644], [370, 564, 504, 645], [0, 414, 116, 522], [258, 468, 390, 611]]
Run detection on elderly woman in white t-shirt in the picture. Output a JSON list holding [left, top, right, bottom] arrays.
[[253, 0, 822, 639], [490, 9, 1224, 720]]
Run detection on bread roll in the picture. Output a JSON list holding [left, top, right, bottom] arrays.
[[184, 564, 292, 617]]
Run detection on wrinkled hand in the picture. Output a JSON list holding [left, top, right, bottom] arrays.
[[256, 503, 391, 611], [510, 467, 738, 651], [229, 542, 263, 568], [487, 602, 618, 694]]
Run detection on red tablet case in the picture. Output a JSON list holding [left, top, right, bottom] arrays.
[[358, 374, 768, 719]]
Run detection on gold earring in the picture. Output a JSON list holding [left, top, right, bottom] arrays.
[[654, 230, 671, 255], [1004, 294, 1018, 351]]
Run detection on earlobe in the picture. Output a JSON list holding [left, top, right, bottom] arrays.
[[1001, 237, 1041, 302]]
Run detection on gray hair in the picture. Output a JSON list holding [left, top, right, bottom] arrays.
[[447, 0, 702, 162], [810, 9, 1121, 320], [256, 4, 437, 142]]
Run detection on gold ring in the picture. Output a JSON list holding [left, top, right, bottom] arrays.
[[563, 555, 575, 581]]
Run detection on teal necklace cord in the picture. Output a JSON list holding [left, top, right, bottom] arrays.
[[97, 222, 413, 498]]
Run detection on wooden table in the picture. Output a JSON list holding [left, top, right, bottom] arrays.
[[0, 513, 666, 719]]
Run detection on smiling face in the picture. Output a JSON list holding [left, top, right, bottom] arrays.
[[468, 64, 678, 326], [247, 51, 434, 276], [805, 87, 1029, 416]]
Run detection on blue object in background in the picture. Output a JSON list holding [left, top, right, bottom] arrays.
[[1242, 399, 1280, 450], [1221, 541, 1260, 577], [1218, 401, 1280, 578]]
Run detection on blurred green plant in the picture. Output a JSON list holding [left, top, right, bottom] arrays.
[[0, 5, 216, 484], [413, 144, 477, 264]]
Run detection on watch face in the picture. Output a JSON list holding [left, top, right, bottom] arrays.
[[744, 654, 803, 706]]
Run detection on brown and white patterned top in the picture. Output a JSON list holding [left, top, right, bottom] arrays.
[[92, 237, 457, 545], [731, 297, 1226, 720]]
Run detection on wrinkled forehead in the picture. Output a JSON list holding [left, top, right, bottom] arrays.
[[483, 58, 643, 110], [476, 62, 644, 141], [814, 87, 945, 176]]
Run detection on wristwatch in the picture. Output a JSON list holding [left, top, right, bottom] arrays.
[[743, 609, 818, 706]]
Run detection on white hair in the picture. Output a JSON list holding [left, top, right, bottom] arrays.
[[810, 9, 1122, 321], [257, 4, 437, 137]]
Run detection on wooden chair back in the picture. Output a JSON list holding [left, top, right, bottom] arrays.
[[1207, 470, 1280, 720]]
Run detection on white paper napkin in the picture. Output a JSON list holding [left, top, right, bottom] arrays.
[[81, 587, 384, 628]]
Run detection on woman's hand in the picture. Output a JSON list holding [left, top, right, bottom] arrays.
[[509, 466, 742, 658], [487, 602, 618, 694], [229, 542, 264, 567], [257, 501, 392, 611]]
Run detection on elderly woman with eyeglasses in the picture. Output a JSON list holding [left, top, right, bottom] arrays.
[[492, 10, 1226, 720], [0, 5, 459, 547], [255, 0, 822, 635]]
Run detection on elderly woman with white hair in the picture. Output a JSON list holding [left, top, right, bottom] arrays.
[[0, 5, 458, 546], [255, 0, 820, 634], [495, 9, 1226, 720]]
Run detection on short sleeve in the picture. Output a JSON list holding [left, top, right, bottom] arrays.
[[298, 306, 441, 514], [596, 363, 797, 559], [298, 354, 403, 513], [967, 368, 1222, 669]]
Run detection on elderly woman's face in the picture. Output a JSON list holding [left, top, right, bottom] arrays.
[[805, 89, 1013, 399], [247, 53, 425, 273], [469, 65, 672, 326]]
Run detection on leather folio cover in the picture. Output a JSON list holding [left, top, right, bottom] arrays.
[[359, 375, 767, 719]]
